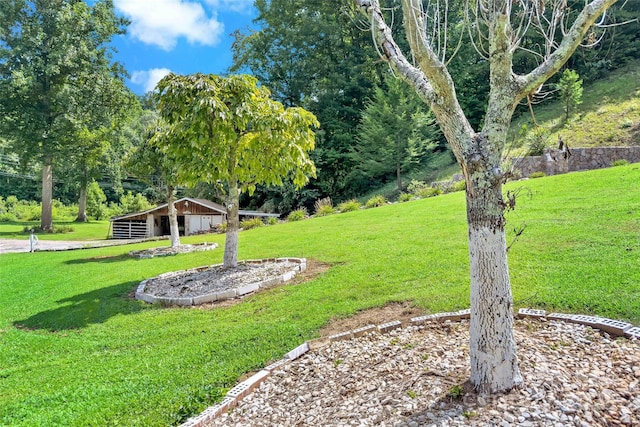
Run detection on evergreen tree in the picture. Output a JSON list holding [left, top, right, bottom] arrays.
[[352, 75, 442, 192], [557, 69, 584, 121]]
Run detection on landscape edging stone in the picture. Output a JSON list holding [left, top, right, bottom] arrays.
[[179, 308, 639, 427]]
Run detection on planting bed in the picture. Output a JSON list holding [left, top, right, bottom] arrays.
[[135, 258, 306, 306]]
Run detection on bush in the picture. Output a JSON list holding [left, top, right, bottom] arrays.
[[287, 208, 308, 222], [266, 216, 278, 225], [314, 197, 336, 217], [529, 171, 547, 178], [612, 159, 629, 167], [337, 199, 361, 212], [215, 222, 228, 233], [448, 180, 466, 193], [365, 195, 387, 209], [53, 225, 74, 234], [525, 128, 550, 156], [119, 192, 153, 215], [240, 217, 264, 230], [397, 193, 413, 203], [0, 212, 18, 222], [87, 180, 108, 220], [418, 187, 443, 198]]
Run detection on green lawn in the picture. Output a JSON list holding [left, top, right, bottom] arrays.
[[1, 164, 639, 426], [0, 220, 111, 240]]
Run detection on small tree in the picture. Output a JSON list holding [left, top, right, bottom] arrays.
[[354, 75, 440, 191], [557, 69, 584, 121], [153, 73, 318, 268]]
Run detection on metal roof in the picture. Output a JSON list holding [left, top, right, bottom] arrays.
[[110, 197, 279, 221]]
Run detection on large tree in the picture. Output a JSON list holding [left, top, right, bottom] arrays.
[[352, 0, 619, 393], [0, 0, 127, 230], [232, 0, 385, 202], [153, 73, 318, 268]]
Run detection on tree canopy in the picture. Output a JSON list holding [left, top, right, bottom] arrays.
[[152, 73, 318, 267], [0, 0, 129, 230]]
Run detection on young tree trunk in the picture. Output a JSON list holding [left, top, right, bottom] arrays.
[[223, 179, 240, 268], [76, 183, 88, 222], [40, 161, 54, 231], [464, 146, 523, 392], [167, 188, 180, 248]]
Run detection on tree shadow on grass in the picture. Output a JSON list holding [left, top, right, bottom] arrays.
[[14, 281, 145, 331], [64, 254, 135, 264]]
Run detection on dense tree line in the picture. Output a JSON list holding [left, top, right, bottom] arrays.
[[0, 0, 637, 222], [232, 0, 639, 212]]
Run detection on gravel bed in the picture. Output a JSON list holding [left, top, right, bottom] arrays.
[[210, 319, 640, 426], [143, 261, 299, 298]]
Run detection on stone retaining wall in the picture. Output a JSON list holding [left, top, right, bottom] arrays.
[[513, 146, 640, 177]]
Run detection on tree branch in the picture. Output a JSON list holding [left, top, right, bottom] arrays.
[[352, 0, 436, 105], [516, 0, 619, 98]]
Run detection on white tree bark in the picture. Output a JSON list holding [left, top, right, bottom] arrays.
[[167, 188, 180, 248], [353, 0, 619, 393], [224, 178, 240, 269]]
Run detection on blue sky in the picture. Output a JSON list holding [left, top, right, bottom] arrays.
[[110, 0, 258, 95]]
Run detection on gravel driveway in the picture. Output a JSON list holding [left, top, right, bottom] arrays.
[[0, 238, 145, 254]]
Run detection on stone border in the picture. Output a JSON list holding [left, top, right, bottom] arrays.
[[129, 242, 219, 259], [179, 307, 639, 427], [135, 257, 306, 306]]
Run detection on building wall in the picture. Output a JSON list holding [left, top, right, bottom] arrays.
[[513, 146, 640, 178]]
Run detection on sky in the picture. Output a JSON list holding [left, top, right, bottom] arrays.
[[110, 0, 258, 95]]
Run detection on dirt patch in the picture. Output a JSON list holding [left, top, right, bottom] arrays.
[[319, 301, 426, 337]]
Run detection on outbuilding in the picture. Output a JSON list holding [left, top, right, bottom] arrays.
[[109, 197, 278, 239]]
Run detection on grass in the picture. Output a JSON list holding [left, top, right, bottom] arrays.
[[507, 60, 640, 155], [0, 220, 111, 240], [1, 164, 639, 425]]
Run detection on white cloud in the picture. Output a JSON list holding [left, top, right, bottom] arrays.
[[204, 0, 254, 13], [115, 0, 224, 50], [131, 68, 173, 93]]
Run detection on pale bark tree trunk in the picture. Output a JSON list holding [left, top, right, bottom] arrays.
[[464, 132, 522, 392], [76, 183, 88, 222], [353, 0, 617, 394], [167, 187, 180, 248], [41, 160, 53, 231], [224, 179, 240, 269]]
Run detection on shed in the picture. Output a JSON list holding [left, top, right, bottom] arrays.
[[109, 197, 279, 239]]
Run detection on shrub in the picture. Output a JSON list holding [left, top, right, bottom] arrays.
[[448, 180, 466, 193], [337, 199, 361, 212], [119, 192, 153, 214], [365, 195, 387, 209], [418, 187, 443, 198], [287, 208, 308, 222], [397, 193, 413, 203], [525, 128, 550, 156], [314, 197, 336, 217], [266, 216, 278, 225], [529, 171, 547, 178], [215, 222, 228, 233], [0, 212, 18, 222], [87, 180, 108, 220], [53, 225, 74, 234], [240, 217, 264, 230], [612, 159, 629, 167], [407, 179, 429, 195]]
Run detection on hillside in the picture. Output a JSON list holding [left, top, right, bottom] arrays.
[[507, 60, 640, 155]]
